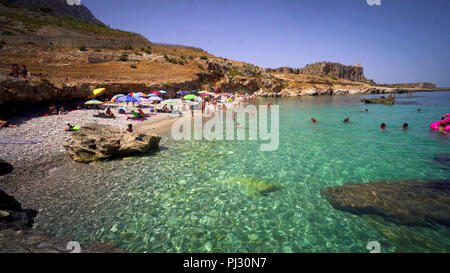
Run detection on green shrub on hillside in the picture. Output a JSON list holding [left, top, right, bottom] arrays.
[[0, 0, 18, 8], [197, 64, 204, 70], [25, 5, 39, 12], [119, 53, 128, 62], [1, 30, 14, 36], [200, 55, 208, 60], [227, 67, 244, 78], [40, 7, 53, 14]]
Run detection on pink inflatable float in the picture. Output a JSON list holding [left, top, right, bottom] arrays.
[[430, 113, 450, 131]]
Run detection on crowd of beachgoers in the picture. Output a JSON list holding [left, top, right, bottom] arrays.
[[0, 91, 258, 174]]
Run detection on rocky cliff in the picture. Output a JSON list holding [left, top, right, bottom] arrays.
[[3, 0, 104, 25], [267, 62, 366, 82]]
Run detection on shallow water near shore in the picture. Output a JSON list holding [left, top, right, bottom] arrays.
[[33, 91, 450, 253]]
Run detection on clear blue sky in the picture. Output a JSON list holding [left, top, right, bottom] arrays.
[[83, 0, 450, 87]]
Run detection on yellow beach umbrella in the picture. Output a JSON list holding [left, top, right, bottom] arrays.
[[93, 88, 106, 97]]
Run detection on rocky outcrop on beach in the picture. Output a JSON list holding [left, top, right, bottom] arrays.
[[0, 190, 37, 230], [361, 95, 395, 105], [0, 159, 13, 176], [63, 123, 161, 163], [321, 179, 450, 227]]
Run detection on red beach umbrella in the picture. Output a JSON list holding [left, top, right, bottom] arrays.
[[152, 91, 161, 95]]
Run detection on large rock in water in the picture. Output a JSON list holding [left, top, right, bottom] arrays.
[[321, 179, 450, 227], [0, 190, 38, 230], [63, 124, 161, 163], [360, 95, 395, 105], [0, 159, 13, 176]]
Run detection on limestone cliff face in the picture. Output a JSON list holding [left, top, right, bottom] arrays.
[[267, 62, 366, 82], [301, 62, 366, 82]]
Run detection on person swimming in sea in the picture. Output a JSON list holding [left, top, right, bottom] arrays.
[[438, 122, 449, 134], [417, 108, 421, 112], [365, 109, 368, 112], [380, 123, 386, 130], [344, 117, 349, 123], [311, 118, 317, 124], [402, 123, 408, 130]]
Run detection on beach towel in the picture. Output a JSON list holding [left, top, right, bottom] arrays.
[[0, 139, 40, 144]]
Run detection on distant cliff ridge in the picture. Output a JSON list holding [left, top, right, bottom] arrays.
[[267, 62, 366, 82], [4, 0, 104, 25], [379, 83, 437, 89]]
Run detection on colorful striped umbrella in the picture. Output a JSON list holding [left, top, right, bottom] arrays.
[[85, 100, 104, 105]]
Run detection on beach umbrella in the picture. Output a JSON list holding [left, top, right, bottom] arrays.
[[201, 93, 209, 97], [183, 94, 198, 100], [134, 92, 146, 97], [147, 93, 158, 97], [110, 94, 125, 102], [85, 100, 104, 105], [148, 96, 163, 101], [152, 91, 162, 95], [92, 88, 106, 97], [158, 90, 167, 94], [137, 97, 151, 102], [116, 95, 138, 102]]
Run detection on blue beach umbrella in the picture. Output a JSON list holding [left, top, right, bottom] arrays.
[[116, 95, 138, 102], [148, 96, 163, 101]]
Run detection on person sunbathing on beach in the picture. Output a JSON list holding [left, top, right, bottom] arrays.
[[126, 124, 133, 133], [0, 120, 18, 128], [64, 123, 75, 131], [48, 105, 57, 115], [58, 107, 66, 115], [106, 107, 116, 118]]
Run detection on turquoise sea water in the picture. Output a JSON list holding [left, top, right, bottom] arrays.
[[37, 91, 450, 253]]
